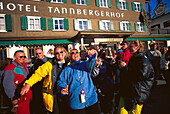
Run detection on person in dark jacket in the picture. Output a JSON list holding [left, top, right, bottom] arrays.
[[28, 48, 51, 114], [91, 57, 115, 114], [118, 40, 155, 114]]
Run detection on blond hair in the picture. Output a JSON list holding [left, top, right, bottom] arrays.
[[68, 49, 79, 63], [55, 46, 68, 59]]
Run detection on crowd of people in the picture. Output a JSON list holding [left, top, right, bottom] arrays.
[[0, 40, 170, 114]]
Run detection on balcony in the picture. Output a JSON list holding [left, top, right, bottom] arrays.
[[149, 28, 170, 34]]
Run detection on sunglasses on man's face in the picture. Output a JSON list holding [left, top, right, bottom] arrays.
[[71, 51, 78, 55], [36, 52, 42, 55], [20, 56, 26, 58], [55, 51, 64, 55]]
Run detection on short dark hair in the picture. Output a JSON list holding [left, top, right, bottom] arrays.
[[14, 50, 24, 56], [121, 41, 128, 45]]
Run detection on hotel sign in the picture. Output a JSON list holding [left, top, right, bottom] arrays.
[[0, 2, 125, 19], [154, 3, 167, 17]]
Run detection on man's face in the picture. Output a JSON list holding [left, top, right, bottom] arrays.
[[36, 49, 44, 59], [122, 43, 128, 50], [55, 48, 66, 61], [14, 52, 26, 64], [151, 44, 157, 51], [70, 50, 80, 62], [129, 43, 138, 54]]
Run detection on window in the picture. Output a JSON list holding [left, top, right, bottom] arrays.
[[120, 21, 132, 31], [0, 48, 7, 62], [51, 0, 62, 3], [164, 20, 170, 28], [50, 0, 67, 3], [96, 0, 111, 8], [79, 20, 87, 30], [135, 22, 146, 32], [72, 0, 89, 5], [100, 0, 108, 7], [27, 16, 41, 31], [53, 18, 64, 31], [0, 2, 3, 10], [48, 18, 69, 31], [21, 16, 46, 31], [132, 2, 143, 12], [99, 20, 114, 30], [0, 14, 6, 32], [0, 14, 12, 32], [116, 0, 129, 10], [77, 0, 86, 5], [119, 0, 126, 10], [74, 19, 92, 31], [32, 0, 41, 1]]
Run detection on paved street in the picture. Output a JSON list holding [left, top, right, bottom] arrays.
[[142, 80, 170, 114]]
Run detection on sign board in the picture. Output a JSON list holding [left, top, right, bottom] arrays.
[[154, 3, 167, 17]]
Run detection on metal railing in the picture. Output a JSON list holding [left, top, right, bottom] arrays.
[[149, 28, 170, 34]]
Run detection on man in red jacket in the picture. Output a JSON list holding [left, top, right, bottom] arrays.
[[120, 41, 132, 64], [3, 50, 32, 114]]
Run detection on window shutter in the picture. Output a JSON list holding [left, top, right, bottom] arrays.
[[140, 3, 143, 12], [48, 18, 53, 30], [129, 23, 132, 31], [132, 2, 135, 11], [74, 19, 79, 30], [126, 1, 129, 10], [41, 0, 44, 1], [110, 22, 114, 30], [143, 23, 146, 31], [86, 0, 89, 5], [116, 0, 120, 9], [119, 22, 122, 30], [96, 0, 100, 6], [72, 0, 76, 4], [135, 23, 138, 31], [63, 0, 67, 3], [99, 21, 103, 30], [41, 17, 46, 30], [21, 16, 28, 30], [5, 15, 12, 31], [64, 19, 69, 30], [46, 0, 51, 2], [88, 20, 92, 30], [107, 0, 112, 8]]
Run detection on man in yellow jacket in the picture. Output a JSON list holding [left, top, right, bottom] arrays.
[[20, 46, 69, 114]]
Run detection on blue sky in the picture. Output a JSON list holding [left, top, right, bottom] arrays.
[[146, 0, 170, 17]]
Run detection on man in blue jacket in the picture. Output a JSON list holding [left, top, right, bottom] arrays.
[[57, 48, 101, 114]]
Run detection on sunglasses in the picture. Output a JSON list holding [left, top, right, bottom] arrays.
[[71, 52, 78, 55], [36, 52, 42, 55], [20, 56, 26, 58], [55, 51, 64, 55]]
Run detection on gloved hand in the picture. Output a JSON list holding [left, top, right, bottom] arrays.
[[124, 99, 136, 111]]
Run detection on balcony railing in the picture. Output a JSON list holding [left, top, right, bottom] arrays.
[[149, 28, 170, 34]]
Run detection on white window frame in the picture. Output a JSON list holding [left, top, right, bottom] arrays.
[[76, 0, 86, 5], [137, 22, 144, 32], [51, 0, 63, 3], [121, 21, 129, 31], [0, 14, 7, 32], [27, 16, 41, 31], [119, 0, 127, 10], [100, 0, 108, 8], [78, 19, 88, 31], [52, 18, 65, 31], [134, 2, 141, 12], [32, 0, 41, 1], [101, 20, 110, 30], [0, 2, 3, 10]]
